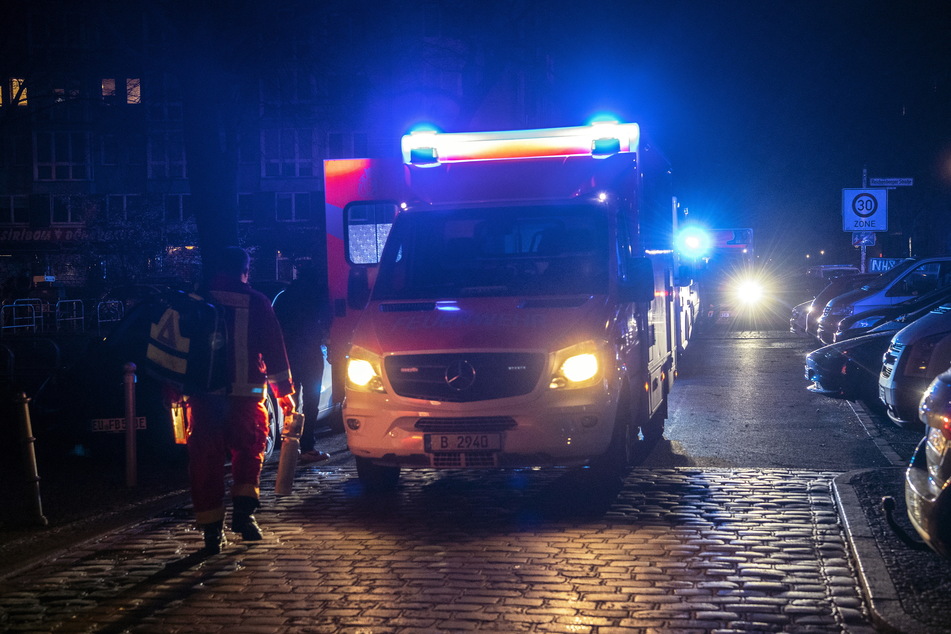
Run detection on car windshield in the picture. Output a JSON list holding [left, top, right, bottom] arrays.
[[861, 259, 915, 291], [372, 203, 609, 300]]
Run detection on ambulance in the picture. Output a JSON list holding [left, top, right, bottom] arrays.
[[323, 122, 687, 489]]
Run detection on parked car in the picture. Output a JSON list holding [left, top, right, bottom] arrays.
[[833, 285, 951, 342], [879, 303, 951, 429], [905, 364, 951, 557], [790, 300, 811, 335], [803, 273, 880, 338], [817, 257, 951, 344], [805, 330, 895, 403]]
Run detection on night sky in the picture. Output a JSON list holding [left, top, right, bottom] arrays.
[[547, 0, 951, 265]]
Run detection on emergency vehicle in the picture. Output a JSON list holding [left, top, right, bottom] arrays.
[[323, 123, 689, 489]]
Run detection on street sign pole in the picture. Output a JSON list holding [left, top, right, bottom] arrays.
[[862, 169, 867, 272]]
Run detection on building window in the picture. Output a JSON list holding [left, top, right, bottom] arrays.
[[276, 192, 310, 222], [107, 194, 140, 222], [102, 78, 116, 102], [100, 77, 140, 105], [10, 78, 27, 106], [148, 131, 186, 179], [126, 78, 141, 104], [327, 131, 369, 158], [0, 195, 29, 224], [262, 128, 315, 178], [238, 193, 255, 223], [36, 131, 90, 180], [49, 82, 82, 121], [164, 194, 192, 223], [52, 195, 84, 224], [12, 133, 30, 166], [147, 74, 182, 121], [101, 134, 118, 165]]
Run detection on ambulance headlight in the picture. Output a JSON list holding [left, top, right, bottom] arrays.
[[346, 347, 386, 393], [550, 341, 602, 389]]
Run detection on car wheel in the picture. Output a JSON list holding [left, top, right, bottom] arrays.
[[263, 390, 283, 463], [355, 457, 400, 492]]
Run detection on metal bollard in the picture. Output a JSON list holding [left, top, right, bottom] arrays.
[[124, 362, 137, 487], [15, 391, 48, 526]]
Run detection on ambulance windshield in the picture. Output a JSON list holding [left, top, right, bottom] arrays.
[[372, 203, 609, 300]]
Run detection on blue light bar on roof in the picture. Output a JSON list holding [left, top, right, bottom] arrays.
[[401, 122, 639, 166]]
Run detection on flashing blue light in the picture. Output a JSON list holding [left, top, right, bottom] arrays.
[[588, 114, 621, 126], [591, 137, 622, 157], [675, 226, 712, 259]]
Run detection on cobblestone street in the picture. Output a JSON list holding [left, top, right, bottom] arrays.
[[0, 466, 876, 633]]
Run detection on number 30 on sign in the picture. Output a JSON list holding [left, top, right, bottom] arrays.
[[842, 188, 887, 232]]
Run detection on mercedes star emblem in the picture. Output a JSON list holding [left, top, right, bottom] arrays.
[[445, 359, 476, 391]]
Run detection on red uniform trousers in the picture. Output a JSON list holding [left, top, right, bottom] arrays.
[[185, 394, 268, 526]]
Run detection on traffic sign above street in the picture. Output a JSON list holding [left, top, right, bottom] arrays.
[[869, 177, 913, 187], [842, 188, 887, 232]]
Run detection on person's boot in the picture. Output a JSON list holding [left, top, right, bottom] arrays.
[[200, 520, 226, 555], [231, 496, 263, 541]]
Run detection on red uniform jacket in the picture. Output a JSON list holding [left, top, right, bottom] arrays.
[[207, 275, 294, 399]]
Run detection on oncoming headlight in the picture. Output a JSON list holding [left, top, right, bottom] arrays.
[[735, 278, 765, 305], [550, 341, 602, 389], [346, 347, 386, 393]]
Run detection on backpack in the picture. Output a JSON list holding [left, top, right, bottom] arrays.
[[144, 291, 230, 395]]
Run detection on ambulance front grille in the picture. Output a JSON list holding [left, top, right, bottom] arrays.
[[415, 416, 516, 432], [385, 352, 545, 402]]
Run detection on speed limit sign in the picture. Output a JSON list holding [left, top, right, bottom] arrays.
[[842, 188, 887, 232]]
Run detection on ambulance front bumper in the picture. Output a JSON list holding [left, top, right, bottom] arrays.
[[343, 385, 617, 469]]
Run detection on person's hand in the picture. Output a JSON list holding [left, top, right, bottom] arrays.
[[278, 393, 298, 417]]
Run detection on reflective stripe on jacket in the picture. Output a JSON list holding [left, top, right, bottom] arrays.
[[207, 276, 294, 399]]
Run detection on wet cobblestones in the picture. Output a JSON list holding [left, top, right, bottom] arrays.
[[0, 467, 875, 632]]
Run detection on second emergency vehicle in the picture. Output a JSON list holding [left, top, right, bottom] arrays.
[[323, 123, 689, 489]]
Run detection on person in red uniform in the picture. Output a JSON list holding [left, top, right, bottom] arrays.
[[186, 246, 297, 555]]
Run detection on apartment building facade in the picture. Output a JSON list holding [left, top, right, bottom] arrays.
[[0, 0, 556, 300]]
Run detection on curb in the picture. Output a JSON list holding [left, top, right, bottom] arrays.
[[833, 469, 935, 634]]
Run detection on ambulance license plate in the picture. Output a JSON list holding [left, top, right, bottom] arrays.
[[91, 417, 147, 433], [425, 433, 501, 452]]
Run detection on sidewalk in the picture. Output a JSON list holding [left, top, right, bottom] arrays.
[[835, 467, 951, 633]]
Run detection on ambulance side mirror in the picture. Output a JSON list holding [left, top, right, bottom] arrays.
[[675, 264, 694, 288], [619, 257, 656, 304], [347, 267, 370, 310]]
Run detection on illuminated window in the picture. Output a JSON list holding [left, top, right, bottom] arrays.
[[148, 131, 186, 179], [11, 78, 27, 106], [276, 192, 310, 222], [36, 131, 90, 180], [262, 128, 315, 177], [345, 202, 397, 264], [0, 195, 29, 224], [101, 78, 116, 103], [126, 78, 141, 104]]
